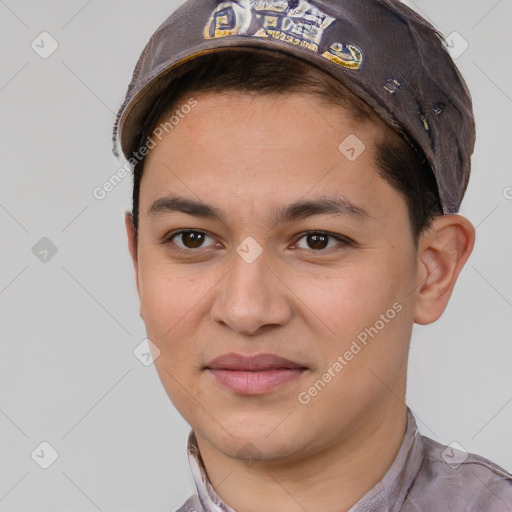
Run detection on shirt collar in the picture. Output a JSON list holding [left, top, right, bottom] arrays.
[[186, 407, 424, 512]]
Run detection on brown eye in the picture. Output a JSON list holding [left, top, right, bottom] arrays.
[[171, 230, 214, 250], [294, 231, 349, 251], [182, 231, 204, 248], [306, 233, 328, 250]]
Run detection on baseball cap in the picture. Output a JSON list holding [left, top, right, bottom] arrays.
[[112, 0, 475, 214]]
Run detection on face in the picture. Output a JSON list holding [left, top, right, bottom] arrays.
[[127, 90, 421, 464]]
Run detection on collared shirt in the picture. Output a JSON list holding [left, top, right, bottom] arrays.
[[175, 407, 512, 511]]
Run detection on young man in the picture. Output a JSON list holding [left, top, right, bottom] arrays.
[[112, 0, 512, 510]]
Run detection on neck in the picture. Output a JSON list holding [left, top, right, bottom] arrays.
[[194, 399, 408, 512]]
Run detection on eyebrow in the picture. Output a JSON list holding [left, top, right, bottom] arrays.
[[148, 193, 369, 225]]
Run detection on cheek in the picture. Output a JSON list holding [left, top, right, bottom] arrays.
[[291, 262, 397, 334], [294, 264, 414, 416], [291, 250, 416, 368], [138, 246, 196, 320], [137, 257, 212, 420], [137, 254, 206, 358]]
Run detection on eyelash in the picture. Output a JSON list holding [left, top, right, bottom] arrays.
[[161, 229, 353, 255]]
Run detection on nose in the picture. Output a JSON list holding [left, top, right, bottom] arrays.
[[210, 243, 293, 336]]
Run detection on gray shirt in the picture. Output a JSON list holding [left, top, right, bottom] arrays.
[[176, 407, 512, 511]]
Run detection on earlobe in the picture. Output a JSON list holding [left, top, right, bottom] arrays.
[[124, 211, 140, 299], [414, 214, 475, 325]]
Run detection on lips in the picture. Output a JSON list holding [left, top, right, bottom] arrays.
[[204, 353, 308, 395], [205, 352, 307, 371]]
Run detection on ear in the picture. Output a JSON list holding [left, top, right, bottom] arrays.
[[414, 214, 475, 325], [124, 211, 140, 299]]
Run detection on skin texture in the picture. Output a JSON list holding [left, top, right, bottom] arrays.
[[125, 90, 475, 512]]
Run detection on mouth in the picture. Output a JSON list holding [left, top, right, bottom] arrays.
[[204, 353, 308, 395]]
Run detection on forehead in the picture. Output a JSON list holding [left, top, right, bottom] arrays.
[[139, 90, 397, 220], [144, 89, 381, 171], [172, 88, 375, 132]]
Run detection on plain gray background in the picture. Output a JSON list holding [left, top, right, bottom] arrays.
[[0, 0, 511, 510]]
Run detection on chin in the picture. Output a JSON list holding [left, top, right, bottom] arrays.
[[199, 412, 309, 459]]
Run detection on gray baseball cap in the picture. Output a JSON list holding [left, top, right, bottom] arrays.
[[112, 0, 475, 214]]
